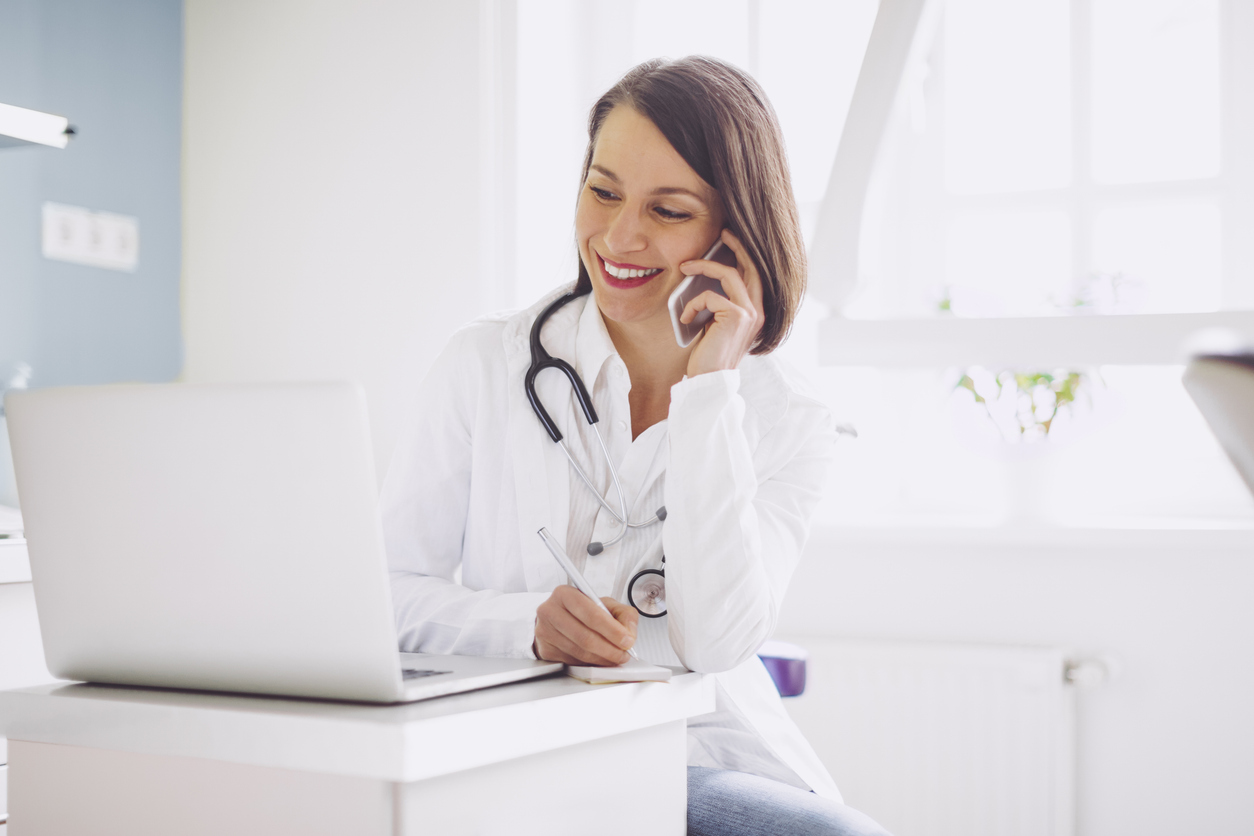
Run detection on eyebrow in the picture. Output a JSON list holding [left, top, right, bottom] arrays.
[[589, 165, 706, 200]]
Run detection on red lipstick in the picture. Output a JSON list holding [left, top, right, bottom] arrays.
[[597, 253, 662, 289]]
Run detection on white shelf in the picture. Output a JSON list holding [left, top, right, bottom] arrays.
[[810, 522, 1254, 551], [819, 311, 1254, 368], [0, 102, 70, 150]]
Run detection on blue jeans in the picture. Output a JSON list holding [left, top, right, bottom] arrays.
[[687, 767, 892, 836]]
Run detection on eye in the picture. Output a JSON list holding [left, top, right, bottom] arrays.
[[589, 185, 618, 202], [654, 206, 692, 221]]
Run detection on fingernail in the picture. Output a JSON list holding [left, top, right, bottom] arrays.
[[620, 635, 634, 649]]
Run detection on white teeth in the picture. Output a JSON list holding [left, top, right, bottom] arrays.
[[604, 261, 661, 280]]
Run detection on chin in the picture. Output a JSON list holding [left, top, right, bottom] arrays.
[[592, 283, 674, 330], [582, 250, 678, 330]]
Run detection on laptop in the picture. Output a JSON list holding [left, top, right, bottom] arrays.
[[1183, 354, 1254, 498], [4, 382, 562, 703]]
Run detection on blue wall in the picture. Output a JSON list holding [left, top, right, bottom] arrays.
[[0, 0, 182, 387]]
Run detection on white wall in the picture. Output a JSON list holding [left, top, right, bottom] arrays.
[[779, 527, 1254, 835], [182, 0, 509, 475], [0, 583, 50, 692], [178, 4, 1254, 835]]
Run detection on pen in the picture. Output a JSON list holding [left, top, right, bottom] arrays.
[[537, 527, 641, 662]]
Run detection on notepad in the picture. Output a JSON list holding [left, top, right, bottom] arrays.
[[566, 658, 674, 684]]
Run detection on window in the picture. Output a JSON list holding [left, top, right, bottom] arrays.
[[512, 0, 878, 306], [846, 0, 1237, 321], [506, 0, 1254, 529]]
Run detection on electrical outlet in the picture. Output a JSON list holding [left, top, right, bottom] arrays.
[[41, 202, 139, 272]]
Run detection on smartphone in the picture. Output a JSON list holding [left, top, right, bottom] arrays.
[[668, 240, 738, 347]]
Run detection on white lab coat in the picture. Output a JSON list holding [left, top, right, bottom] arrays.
[[381, 287, 841, 800]]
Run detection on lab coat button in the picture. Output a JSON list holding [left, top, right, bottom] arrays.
[[616, 420, 628, 432], [612, 364, 624, 378]]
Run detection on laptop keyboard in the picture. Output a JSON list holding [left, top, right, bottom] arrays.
[[402, 668, 453, 680]]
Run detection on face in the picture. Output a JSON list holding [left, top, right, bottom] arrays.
[[575, 105, 725, 330]]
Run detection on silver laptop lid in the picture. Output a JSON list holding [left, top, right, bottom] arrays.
[[5, 382, 404, 702]]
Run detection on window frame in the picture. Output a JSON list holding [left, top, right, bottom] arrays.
[[811, 0, 1254, 369]]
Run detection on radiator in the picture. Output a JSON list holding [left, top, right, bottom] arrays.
[[780, 639, 1075, 836]]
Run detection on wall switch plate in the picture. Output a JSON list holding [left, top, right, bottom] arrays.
[[41, 202, 139, 272]]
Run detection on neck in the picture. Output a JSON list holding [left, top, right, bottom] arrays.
[[600, 306, 691, 438], [602, 309, 690, 388]]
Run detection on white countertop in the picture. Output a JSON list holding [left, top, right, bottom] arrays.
[[0, 539, 29, 585], [0, 671, 712, 783]]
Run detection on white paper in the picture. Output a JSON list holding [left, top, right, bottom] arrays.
[[566, 658, 674, 684]]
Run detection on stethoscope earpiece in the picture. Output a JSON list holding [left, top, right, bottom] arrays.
[[587, 506, 666, 555]]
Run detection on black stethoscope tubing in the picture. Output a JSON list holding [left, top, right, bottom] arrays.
[[526, 290, 667, 616], [525, 292, 599, 445]]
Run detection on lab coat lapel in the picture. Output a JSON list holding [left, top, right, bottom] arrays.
[[504, 290, 576, 593]]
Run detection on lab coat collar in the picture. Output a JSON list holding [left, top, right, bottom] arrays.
[[573, 291, 620, 395], [500, 286, 794, 592], [502, 285, 580, 593]]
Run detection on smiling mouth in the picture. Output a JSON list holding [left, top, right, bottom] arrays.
[[598, 254, 662, 288]]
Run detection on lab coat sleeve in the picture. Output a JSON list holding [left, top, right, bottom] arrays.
[[662, 368, 836, 673], [381, 324, 548, 659]]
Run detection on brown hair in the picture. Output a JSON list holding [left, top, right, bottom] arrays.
[[574, 56, 806, 354]]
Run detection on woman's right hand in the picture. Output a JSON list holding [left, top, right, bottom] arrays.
[[534, 586, 639, 666]]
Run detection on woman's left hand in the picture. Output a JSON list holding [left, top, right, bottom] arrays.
[[679, 229, 765, 377]]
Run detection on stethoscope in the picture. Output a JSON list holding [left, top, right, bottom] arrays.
[[525, 290, 667, 618]]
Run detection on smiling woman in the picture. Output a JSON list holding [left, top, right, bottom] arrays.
[[574, 57, 806, 356], [578, 106, 726, 333], [381, 56, 889, 836]]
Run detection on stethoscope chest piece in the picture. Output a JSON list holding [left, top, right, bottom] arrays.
[[628, 556, 666, 618]]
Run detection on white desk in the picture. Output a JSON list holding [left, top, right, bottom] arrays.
[[0, 671, 712, 835]]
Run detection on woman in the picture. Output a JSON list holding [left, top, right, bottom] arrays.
[[382, 57, 890, 836]]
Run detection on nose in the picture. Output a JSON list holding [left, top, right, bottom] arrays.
[[603, 203, 648, 256]]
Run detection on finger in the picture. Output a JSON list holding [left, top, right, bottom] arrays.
[[534, 632, 581, 665], [678, 234, 750, 305], [558, 587, 635, 649], [717, 230, 762, 315], [537, 634, 601, 666], [679, 290, 712, 324], [679, 260, 755, 328], [678, 256, 750, 306], [547, 591, 633, 662], [536, 591, 630, 665], [538, 623, 627, 666], [538, 613, 629, 665], [550, 611, 631, 665], [603, 597, 639, 637], [718, 229, 765, 324], [682, 289, 756, 331]]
